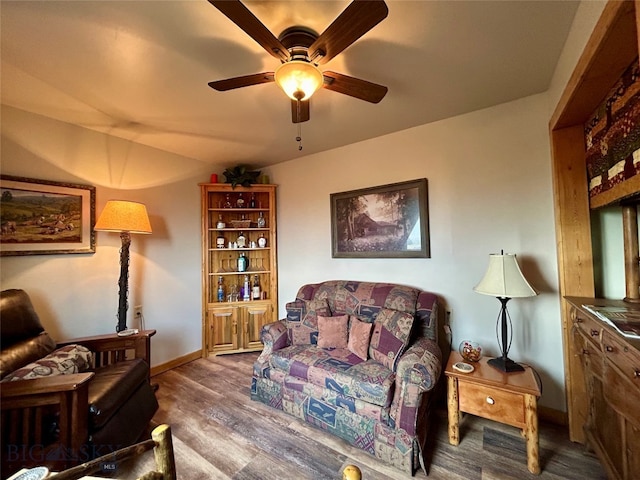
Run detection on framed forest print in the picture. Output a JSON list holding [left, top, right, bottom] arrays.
[[331, 178, 430, 258], [0, 175, 96, 256]]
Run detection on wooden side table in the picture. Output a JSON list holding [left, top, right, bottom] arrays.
[[445, 351, 542, 474]]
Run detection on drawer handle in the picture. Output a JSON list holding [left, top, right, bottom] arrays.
[[590, 329, 599, 337], [605, 345, 614, 353], [634, 369, 640, 379], [486, 396, 495, 405], [575, 317, 583, 323]]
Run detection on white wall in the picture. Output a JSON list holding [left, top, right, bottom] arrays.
[[270, 93, 566, 411], [0, 106, 209, 367]]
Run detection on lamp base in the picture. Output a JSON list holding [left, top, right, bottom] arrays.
[[488, 356, 524, 373]]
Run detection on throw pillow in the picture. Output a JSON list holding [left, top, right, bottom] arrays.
[[369, 308, 415, 370], [286, 298, 331, 345], [317, 315, 349, 349], [2, 344, 93, 382], [348, 316, 373, 361]]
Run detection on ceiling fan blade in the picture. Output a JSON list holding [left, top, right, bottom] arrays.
[[309, 0, 388, 65], [208, 72, 274, 91], [291, 99, 310, 123], [322, 71, 387, 103], [208, 0, 290, 62]]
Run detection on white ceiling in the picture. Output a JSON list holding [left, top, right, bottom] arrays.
[[1, 0, 579, 170]]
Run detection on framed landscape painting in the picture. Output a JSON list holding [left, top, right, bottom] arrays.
[[331, 178, 430, 258], [0, 175, 96, 256]]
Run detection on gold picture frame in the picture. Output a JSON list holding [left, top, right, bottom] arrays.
[[0, 175, 96, 256]]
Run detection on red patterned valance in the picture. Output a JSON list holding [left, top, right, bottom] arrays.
[[584, 58, 640, 205]]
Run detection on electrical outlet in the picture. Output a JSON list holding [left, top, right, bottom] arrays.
[[133, 305, 143, 318]]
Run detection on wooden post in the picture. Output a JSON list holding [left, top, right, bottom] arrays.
[[622, 204, 640, 303], [152, 424, 177, 480], [447, 376, 460, 445], [524, 394, 540, 475]]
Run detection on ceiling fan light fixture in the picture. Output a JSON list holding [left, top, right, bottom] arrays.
[[274, 60, 323, 101]]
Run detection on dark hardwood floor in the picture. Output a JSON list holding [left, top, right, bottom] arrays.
[[119, 352, 605, 479]]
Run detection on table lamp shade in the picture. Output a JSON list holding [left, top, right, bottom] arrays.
[[94, 200, 152, 234], [473, 253, 536, 298]]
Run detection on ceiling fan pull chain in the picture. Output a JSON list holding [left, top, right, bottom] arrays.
[[296, 99, 303, 151]]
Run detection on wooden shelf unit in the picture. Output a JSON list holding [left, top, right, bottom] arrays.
[[200, 183, 278, 356], [549, 0, 640, 442]]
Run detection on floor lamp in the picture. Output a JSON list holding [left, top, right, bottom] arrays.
[[95, 200, 152, 333], [473, 251, 537, 372]]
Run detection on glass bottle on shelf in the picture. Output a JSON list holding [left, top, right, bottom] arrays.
[[243, 275, 251, 301], [238, 252, 248, 272], [216, 214, 225, 229], [216, 232, 225, 249], [236, 231, 246, 248], [257, 234, 267, 248], [223, 193, 232, 208], [249, 193, 256, 208], [236, 193, 245, 208], [257, 211, 266, 228], [217, 276, 225, 302], [252, 275, 261, 300]]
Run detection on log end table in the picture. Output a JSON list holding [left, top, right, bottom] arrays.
[[445, 351, 542, 474]]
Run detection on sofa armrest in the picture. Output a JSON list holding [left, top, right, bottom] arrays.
[[256, 320, 289, 363], [390, 337, 442, 435]]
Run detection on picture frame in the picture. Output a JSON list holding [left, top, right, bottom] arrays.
[[0, 175, 96, 256], [331, 178, 430, 258]]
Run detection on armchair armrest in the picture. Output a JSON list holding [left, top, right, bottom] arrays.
[[58, 329, 156, 368], [256, 320, 289, 364], [390, 337, 442, 435], [1, 373, 94, 470], [1, 372, 94, 399]]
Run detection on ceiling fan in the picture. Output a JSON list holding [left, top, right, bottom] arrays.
[[207, 0, 389, 124]]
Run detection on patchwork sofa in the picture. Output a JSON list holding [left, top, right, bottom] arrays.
[[251, 280, 447, 474]]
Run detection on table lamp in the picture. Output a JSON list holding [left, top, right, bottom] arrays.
[[474, 251, 537, 372], [94, 200, 152, 333]]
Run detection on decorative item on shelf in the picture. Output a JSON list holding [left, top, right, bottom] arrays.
[[216, 214, 225, 229], [236, 193, 245, 208], [223, 166, 261, 188], [257, 234, 267, 248], [474, 250, 538, 372], [94, 200, 152, 333], [223, 193, 232, 208], [249, 193, 256, 208], [257, 211, 266, 228], [230, 219, 252, 229], [459, 340, 482, 362], [210, 173, 218, 183]]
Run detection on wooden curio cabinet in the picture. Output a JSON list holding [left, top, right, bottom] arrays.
[[200, 183, 277, 356]]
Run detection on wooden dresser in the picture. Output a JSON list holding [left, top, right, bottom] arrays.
[[566, 298, 640, 480]]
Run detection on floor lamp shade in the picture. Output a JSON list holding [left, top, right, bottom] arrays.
[[95, 200, 152, 332], [474, 253, 537, 372], [94, 201, 152, 234]]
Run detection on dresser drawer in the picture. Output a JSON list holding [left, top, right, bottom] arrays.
[[571, 307, 603, 350], [458, 382, 526, 428], [601, 330, 640, 383], [573, 325, 604, 379]]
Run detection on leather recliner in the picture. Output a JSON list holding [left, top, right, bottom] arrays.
[[0, 289, 158, 478]]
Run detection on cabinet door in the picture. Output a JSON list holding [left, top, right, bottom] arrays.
[[208, 306, 239, 354], [243, 302, 272, 350]]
